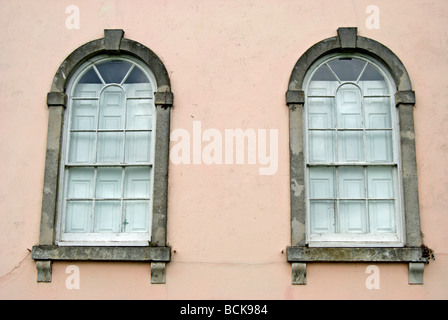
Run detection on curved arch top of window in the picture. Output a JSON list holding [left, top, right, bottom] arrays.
[[306, 55, 392, 96], [72, 56, 157, 97]]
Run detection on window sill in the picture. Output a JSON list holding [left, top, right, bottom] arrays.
[[287, 246, 428, 285], [32, 245, 171, 284]]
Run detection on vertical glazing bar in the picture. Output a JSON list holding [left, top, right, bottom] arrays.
[[364, 166, 370, 233], [122, 84, 129, 164], [120, 166, 125, 233], [92, 167, 98, 233], [335, 166, 339, 233], [94, 97, 101, 164]]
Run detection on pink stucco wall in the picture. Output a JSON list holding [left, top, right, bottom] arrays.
[[0, 0, 447, 300]]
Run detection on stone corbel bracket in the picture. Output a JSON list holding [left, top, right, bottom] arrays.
[[287, 247, 429, 285], [32, 246, 171, 284]]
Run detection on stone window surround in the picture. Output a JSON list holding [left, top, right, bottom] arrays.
[[32, 30, 173, 284], [286, 27, 432, 285]]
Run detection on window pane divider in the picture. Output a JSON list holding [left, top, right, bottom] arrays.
[[364, 95, 391, 98], [308, 128, 393, 131], [72, 97, 99, 101], [307, 163, 397, 167], [66, 198, 151, 201], [120, 167, 126, 233], [310, 198, 395, 201], [127, 97, 153, 100], [70, 129, 153, 133], [65, 163, 153, 168]]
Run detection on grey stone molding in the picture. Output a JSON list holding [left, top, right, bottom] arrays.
[[286, 27, 431, 285], [34, 30, 173, 284]]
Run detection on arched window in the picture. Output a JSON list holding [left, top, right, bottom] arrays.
[[286, 28, 431, 285], [303, 53, 402, 246], [59, 56, 157, 245], [33, 30, 173, 284]]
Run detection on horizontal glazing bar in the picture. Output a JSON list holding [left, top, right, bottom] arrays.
[[127, 97, 153, 100], [307, 163, 397, 167], [309, 198, 395, 201], [72, 97, 99, 100], [308, 128, 393, 131], [307, 94, 390, 98], [66, 163, 153, 168], [70, 129, 153, 133], [66, 198, 151, 201]]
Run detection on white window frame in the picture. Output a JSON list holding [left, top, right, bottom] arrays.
[[303, 53, 405, 248], [56, 55, 158, 247]]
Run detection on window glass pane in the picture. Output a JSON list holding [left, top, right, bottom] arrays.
[[338, 167, 365, 199], [71, 100, 98, 130], [369, 200, 396, 233], [124, 167, 151, 199], [364, 97, 392, 129], [309, 131, 334, 162], [67, 168, 94, 199], [124, 201, 150, 233], [124, 67, 149, 84], [97, 132, 123, 163], [310, 201, 335, 234], [359, 63, 389, 94], [309, 167, 335, 199], [339, 201, 367, 233], [336, 84, 363, 128], [78, 67, 103, 84], [65, 201, 92, 233], [126, 99, 153, 130], [99, 86, 125, 130], [308, 76, 338, 97], [73, 83, 102, 99], [308, 98, 334, 129], [125, 132, 152, 163], [367, 167, 395, 199], [338, 131, 364, 162], [93, 201, 121, 233], [311, 64, 338, 82], [366, 131, 393, 162], [69, 132, 95, 163], [327, 58, 367, 82], [96, 60, 133, 84], [123, 84, 153, 98], [96, 168, 122, 199]]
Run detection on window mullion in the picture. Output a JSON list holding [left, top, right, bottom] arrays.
[[364, 166, 370, 233], [93, 65, 106, 86], [120, 64, 135, 86], [335, 166, 339, 234], [92, 167, 98, 233], [120, 167, 126, 233]]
